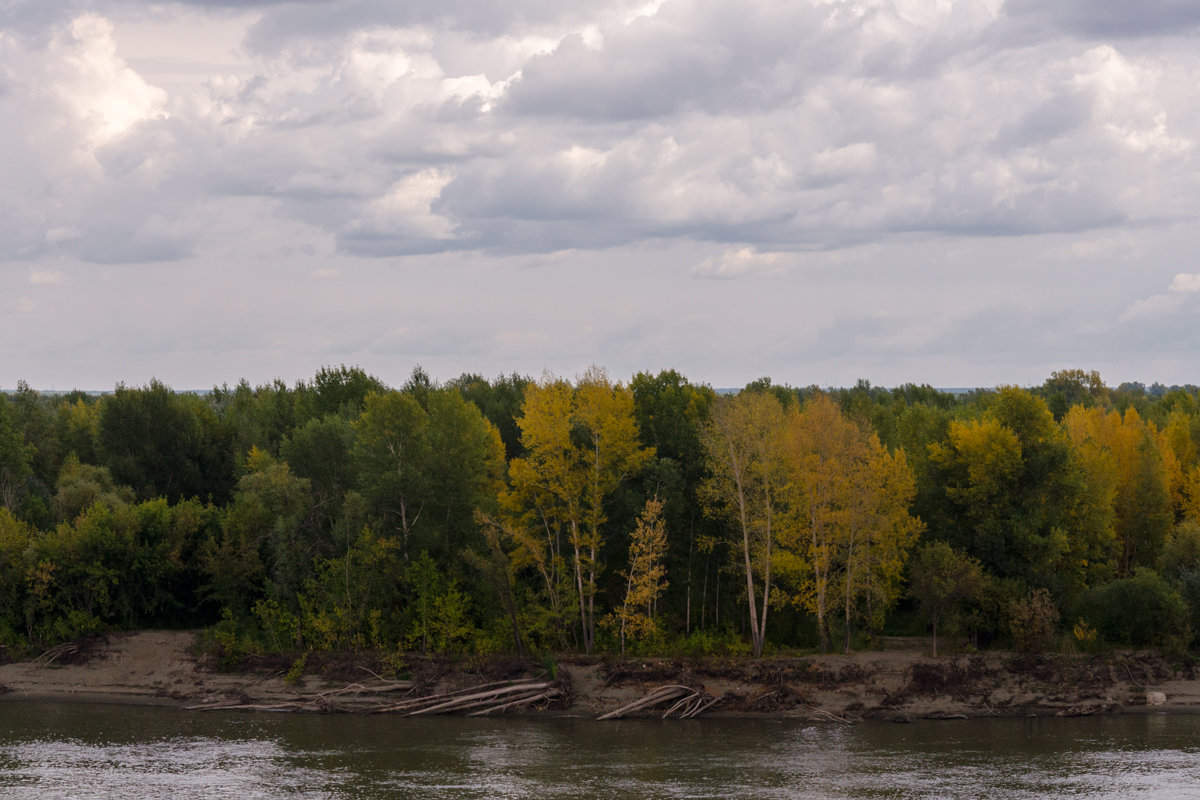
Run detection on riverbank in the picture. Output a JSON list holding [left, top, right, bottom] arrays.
[[1, 631, 1197, 721]]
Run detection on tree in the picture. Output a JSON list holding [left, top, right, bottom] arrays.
[[204, 448, 314, 613], [52, 455, 134, 523], [97, 381, 235, 504], [1040, 369, 1107, 421], [842, 439, 923, 647], [55, 396, 100, 465], [508, 368, 652, 653], [908, 541, 984, 657], [631, 370, 717, 634], [0, 398, 31, 514], [927, 387, 1078, 590], [353, 391, 432, 552], [1063, 406, 1172, 577], [611, 497, 669, 655], [297, 365, 387, 422], [450, 372, 531, 461], [281, 414, 357, 532], [354, 384, 505, 564], [782, 394, 922, 653], [700, 390, 787, 657]]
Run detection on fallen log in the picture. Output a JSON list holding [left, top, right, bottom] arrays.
[[681, 695, 723, 719], [598, 684, 715, 720], [469, 688, 564, 717], [373, 679, 538, 714], [662, 691, 703, 719], [407, 682, 552, 716]]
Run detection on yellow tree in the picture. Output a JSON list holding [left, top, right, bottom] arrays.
[[783, 394, 920, 653], [841, 440, 923, 649], [699, 390, 788, 658], [504, 377, 578, 647], [1159, 408, 1195, 519], [1061, 405, 1120, 589], [508, 368, 652, 653], [610, 497, 669, 655], [1062, 406, 1171, 575]]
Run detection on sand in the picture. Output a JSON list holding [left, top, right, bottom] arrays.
[[3, 631, 1199, 721]]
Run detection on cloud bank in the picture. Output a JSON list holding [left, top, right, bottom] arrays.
[[2, 0, 1200, 389]]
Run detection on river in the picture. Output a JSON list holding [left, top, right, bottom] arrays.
[[1, 701, 1198, 798]]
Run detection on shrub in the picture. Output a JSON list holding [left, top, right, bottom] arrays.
[[1073, 568, 1191, 651], [1008, 588, 1060, 653]]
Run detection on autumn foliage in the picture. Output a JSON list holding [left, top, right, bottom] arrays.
[[1, 367, 1199, 658]]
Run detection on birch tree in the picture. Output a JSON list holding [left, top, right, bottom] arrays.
[[700, 391, 788, 658], [508, 368, 652, 653]]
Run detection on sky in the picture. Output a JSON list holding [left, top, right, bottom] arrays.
[[2, 0, 1200, 392]]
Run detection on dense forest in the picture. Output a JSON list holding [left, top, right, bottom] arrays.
[[1, 366, 1199, 664]]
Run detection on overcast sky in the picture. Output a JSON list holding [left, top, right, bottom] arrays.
[[2, 0, 1199, 392]]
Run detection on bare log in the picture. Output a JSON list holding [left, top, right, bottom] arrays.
[[407, 682, 552, 716], [681, 694, 723, 719], [372, 679, 538, 714], [468, 688, 563, 717], [597, 685, 694, 720], [662, 692, 702, 719]]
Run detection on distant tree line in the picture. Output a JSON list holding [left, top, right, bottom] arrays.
[[1, 366, 1198, 660]]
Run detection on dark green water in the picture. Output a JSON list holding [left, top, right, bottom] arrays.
[[1, 701, 1198, 798]]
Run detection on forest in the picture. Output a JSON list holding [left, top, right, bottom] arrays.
[[1, 366, 1198, 664]]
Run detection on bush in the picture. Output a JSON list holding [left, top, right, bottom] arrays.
[[1073, 568, 1191, 651], [671, 628, 751, 658], [1008, 588, 1060, 653]]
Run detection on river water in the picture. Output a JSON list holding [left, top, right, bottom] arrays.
[[0, 701, 1198, 799]]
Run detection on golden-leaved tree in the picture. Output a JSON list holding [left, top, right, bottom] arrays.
[[699, 390, 788, 658], [782, 394, 922, 653], [1062, 406, 1171, 576], [506, 368, 652, 653], [610, 496, 669, 655]]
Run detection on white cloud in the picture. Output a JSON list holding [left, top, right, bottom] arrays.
[[1170, 273, 1200, 293], [50, 14, 169, 153], [1120, 293, 1185, 323], [692, 247, 791, 280], [7, 1, 1200, 389], [28, 268, 65, 285]]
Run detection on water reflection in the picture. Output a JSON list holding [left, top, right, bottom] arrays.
[[0, 703, 1198, 799]]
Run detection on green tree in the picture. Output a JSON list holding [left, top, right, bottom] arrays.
[[908, 541, 984, 657], [353, 391, 432, 552], [297, 365, 386, 422], [280, 414, 356, 531], [927, 387, 1077, 590], [631, 370, 717, 634], [449, 372, 530, 461], [97, 381, 235, 504], [0, 398, 32, 514], [52, 455, 135, 523]]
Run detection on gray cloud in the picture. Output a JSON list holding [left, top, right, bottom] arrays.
[[1002, 0, 1200, 39], [5, 1, 1200, 389]]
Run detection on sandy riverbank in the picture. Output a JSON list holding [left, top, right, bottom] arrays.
[[1, 631, 1197, 721]]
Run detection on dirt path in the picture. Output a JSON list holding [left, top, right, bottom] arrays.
[[3, 632, 1200, 721]]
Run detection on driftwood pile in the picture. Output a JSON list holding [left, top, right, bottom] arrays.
[[33, 642, 80, 667], [597, 684, 720, 720], [373, 679, 565, 716], [186, 675, 566, 716]]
